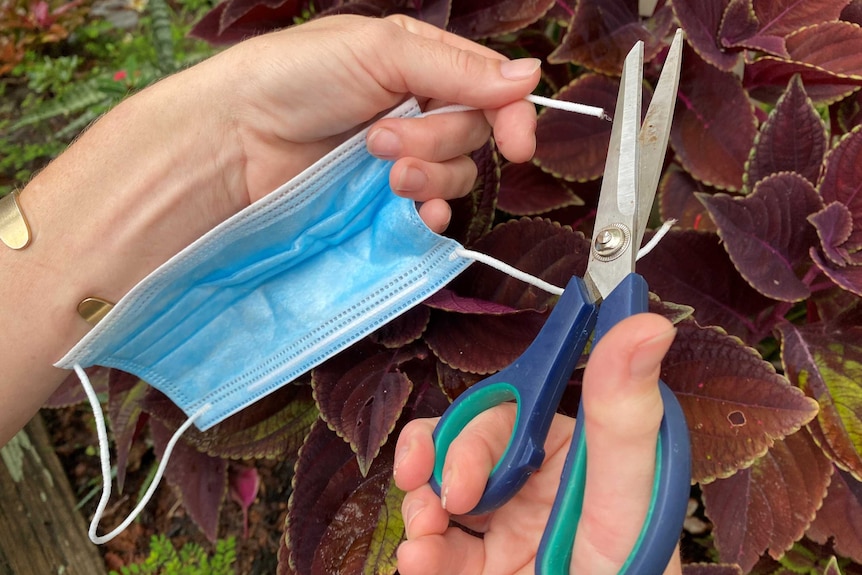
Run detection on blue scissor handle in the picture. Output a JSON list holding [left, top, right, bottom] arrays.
[[536, 273, 692, 575], [430, 275, 599, 514]]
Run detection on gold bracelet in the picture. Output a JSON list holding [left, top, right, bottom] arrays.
[[0, 190, 32, 250]]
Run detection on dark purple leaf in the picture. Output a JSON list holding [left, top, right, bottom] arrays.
[[702, 428, 833, 572], [498, 161, 584, 215], [744, 59, 861, 105], [548, 0, 675, 75], [807, 469, 862, 565], [190, 0, 304, 44], [719, 0, 787, 57], [446, 142, 499, 247], [837, 89, 862, 132], [744, 22, 862, 103], [425, 306, 547, 374], [424, 288, 520, 314], [673, 45, 757, 191], [638, 230, 775, 344], [533, 74, 618, 183], [452, 217, 590, 308], [310, 467, 401, 575], [44, 365, 110, 408], [809, 202, 856, 266], [436, 360, 484, 401], [682, 565, 744, 575], [843, 0, 862, 23], [698, 173, 823, 302], [811, 247, 862, 296], [673, 0, 743, 72], [746, 75, 828, 189], [399, 356, 452, 418], [659, 167, 718, 232], [143, 382, 318, 460], [723, 0, 853, 57], [398, 0, 451, 28], [448, 0, 555, 39], [819, 127, 862, 252], [282, 420, 401, 575], [150, 417, 228, 542], [107, 370, 148, 492], [777, 319, 862, 477], [754, 0, 851, 37], [369, 304, 430, 348], [663, 319, 819, 483], [313, 339, 417, 475]]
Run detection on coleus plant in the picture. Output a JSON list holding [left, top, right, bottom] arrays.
[[46, 0, 862, 573]]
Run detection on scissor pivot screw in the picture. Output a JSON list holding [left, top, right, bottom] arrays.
[[593, 224, 631, 261]]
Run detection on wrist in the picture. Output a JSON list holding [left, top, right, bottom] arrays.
[[12, 67, 244, 355]]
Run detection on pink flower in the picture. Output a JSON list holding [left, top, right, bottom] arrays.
[[113, 70, 128, 82]]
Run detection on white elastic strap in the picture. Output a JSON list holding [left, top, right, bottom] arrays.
[[453, 247, 566, 296], [636, 219, 676, 260], [421, 94, 609, 120], [453, 218, 676, 297], [74, 363, 210, 544], [525, 94, 609, 120]]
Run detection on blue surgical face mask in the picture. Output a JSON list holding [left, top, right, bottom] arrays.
[[53, 95, 584, 545], [56, 98, 472, 430]]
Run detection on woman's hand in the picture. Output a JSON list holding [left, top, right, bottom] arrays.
[[200, 14, 542, 231], [393, 313, 684, 575]]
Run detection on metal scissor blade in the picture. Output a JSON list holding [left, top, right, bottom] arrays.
[[635, 28, 684, 248], [584, 41, 643, 302]]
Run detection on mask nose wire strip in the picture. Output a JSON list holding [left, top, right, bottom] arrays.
[[74, 363, 211, 545]]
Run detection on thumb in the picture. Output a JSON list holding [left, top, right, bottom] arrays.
[[571, 313, 680, 574], [377, 15, 541, 109]]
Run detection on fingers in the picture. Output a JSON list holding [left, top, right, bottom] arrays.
[[380, 15, 541, 111], [572, 313, 677, 574], [397, 528, 486, 575], [369, 112, 491, 164], [394, 407, 516, 514]]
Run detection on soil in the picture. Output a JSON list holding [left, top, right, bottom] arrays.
[[42, 404, 293, 574]]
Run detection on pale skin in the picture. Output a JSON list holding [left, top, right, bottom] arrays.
[[0, 13, 682, 573]]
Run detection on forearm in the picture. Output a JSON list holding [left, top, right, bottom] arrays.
[[0, 68, 241, 446]]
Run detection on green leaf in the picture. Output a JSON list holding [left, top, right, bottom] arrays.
[[777, 320, 862, 477]]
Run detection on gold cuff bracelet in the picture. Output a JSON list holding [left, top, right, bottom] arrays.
[[0, 191, 32, 250]]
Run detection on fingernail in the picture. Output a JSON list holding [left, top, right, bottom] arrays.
[[367, 128, 401, 158], [440, 468, 454, 510], [630, 327, 677, 379], [396, 166, 428, 194], [403, 499, 425, 537], [500, 58, 541, 80], [393, 439, 413, 478]]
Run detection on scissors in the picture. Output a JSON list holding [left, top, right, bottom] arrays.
[[430, 30, 690, 575]]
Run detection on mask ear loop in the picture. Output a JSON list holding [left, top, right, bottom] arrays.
[[73, 363, 210, 544]]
